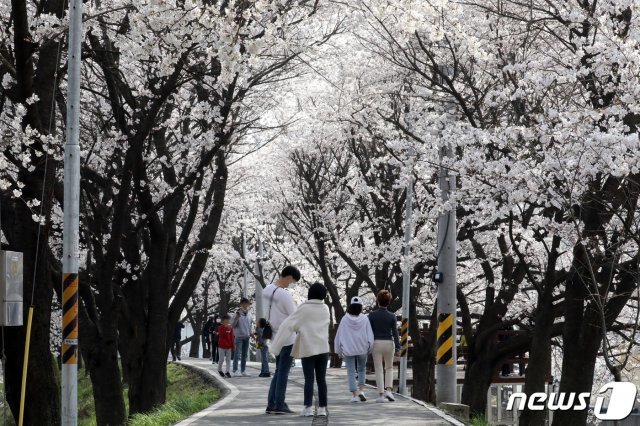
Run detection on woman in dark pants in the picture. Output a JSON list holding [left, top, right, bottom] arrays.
[[271, 282, 330, 417]]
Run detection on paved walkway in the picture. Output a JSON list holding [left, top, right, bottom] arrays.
[[177, 359, 462, 426]]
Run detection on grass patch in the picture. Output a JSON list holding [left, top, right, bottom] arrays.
[[76, 362, 219, 426], [128, 363, 219, 426], [470, 416, 490, 426]]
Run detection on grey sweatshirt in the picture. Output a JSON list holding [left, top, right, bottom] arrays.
[[368, 307, 400, 351], [232, 310, 252, 339]]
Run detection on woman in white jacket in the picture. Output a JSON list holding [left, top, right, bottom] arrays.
[[270, 282, 330, 418], [334, 296, 374, 402]]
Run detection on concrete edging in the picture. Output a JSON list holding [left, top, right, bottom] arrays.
[[361, 383, 466, 426], [174, 361, 240, 426], [397, 394, 467, 426]]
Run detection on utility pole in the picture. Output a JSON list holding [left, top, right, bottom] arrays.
[[435, 143, 457, 405], [62, 0, 82, 423], [399, 150, 414, 396], [242, 233, 248, 299]]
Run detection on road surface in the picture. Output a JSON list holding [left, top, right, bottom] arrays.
[[176, 359, 463, 425]]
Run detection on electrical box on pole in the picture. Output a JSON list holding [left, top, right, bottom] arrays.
[[0, 250, 23, 326]]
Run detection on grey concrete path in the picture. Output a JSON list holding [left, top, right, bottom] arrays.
[[177, 358, 463, 426]]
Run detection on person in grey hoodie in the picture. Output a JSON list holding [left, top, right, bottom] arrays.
[[334, 296, 374, 403], [232, 297, 253, 376]]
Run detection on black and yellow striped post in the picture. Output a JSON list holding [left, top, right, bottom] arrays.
[[62, 273, 78, 364], [399, 318, 409, 357], [436, 313, 454, 366]]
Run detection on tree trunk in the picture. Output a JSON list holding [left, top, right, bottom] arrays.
[[551, 271, 602, 426], [411, 307, 436, 404], [519, 296, 554, 426], [78, 297, 126, 426], [460, 352, 497, 415], [127, 242, 171, 414]]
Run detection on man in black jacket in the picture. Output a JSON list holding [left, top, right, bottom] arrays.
[[202, 316, 214, 359]]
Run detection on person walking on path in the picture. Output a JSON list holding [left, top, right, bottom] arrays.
[[217, 314, 235, 378], [233, 297, 253, 376], [210, 316, 221, 364], [202, 316, 214, 359], [171, 320, 185, 361], [334, 296, 374, 403], [271, 282, 330, 418], [368, 289, 400, 403], [262, 265, 301, 415], [256, 318, 271, 377]]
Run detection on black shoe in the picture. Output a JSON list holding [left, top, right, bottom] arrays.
[[263, 373, 271, 378], [218, 371, 224, 377], [266, 407, 275, 414], [225, 372, 231, 378], [273, 406, 294, 414], [177, 357, 181, 361]]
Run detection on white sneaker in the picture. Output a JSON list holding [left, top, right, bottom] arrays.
[[301, 406, 314, 417], [384, 390, 396, 402], [350, 396, 359, 403], [358, 391, 367, 402], [241, 372, 250, 377], [317, 407, 327, 417], [375, 396, 387, 403]]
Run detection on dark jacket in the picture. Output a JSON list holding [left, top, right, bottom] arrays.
[[174, 322, 185, 340], [202, 320, 213, 336], [368, 307, 400, 351]]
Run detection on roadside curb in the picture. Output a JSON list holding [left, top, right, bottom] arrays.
[[361, 383, 465, 425], [400, 395, 467, 426], [174, 361, 240, 426]]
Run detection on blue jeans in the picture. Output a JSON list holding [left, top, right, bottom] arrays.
[[233, 337, 250, 373], [260, 345, 270, 374], [301, 353, 328, 408], [267, 344, 293, 410], [345, 354, 367, 392]]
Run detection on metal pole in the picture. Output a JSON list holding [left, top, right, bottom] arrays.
[[255, 238, 264, 321], [242, 233, 248, 299], [435, 143, 457, 405], [399, 160, 414, 396], [62, 0, 82, 423], [254, 238, 264, 363]]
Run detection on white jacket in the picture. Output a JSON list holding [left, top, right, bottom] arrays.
[[334, 314, 374, 357], [270, 300, 330, 359], [263, 283, 297, 346]]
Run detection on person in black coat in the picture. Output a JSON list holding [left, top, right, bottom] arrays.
[[171, 321, 185, 361], [210, 315, 221, 364], [202, 316, 214, 359]]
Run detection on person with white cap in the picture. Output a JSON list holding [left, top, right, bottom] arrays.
[[334, 296, 375, 403]]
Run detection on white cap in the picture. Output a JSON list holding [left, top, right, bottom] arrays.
[[350, 296, 363, 305]]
